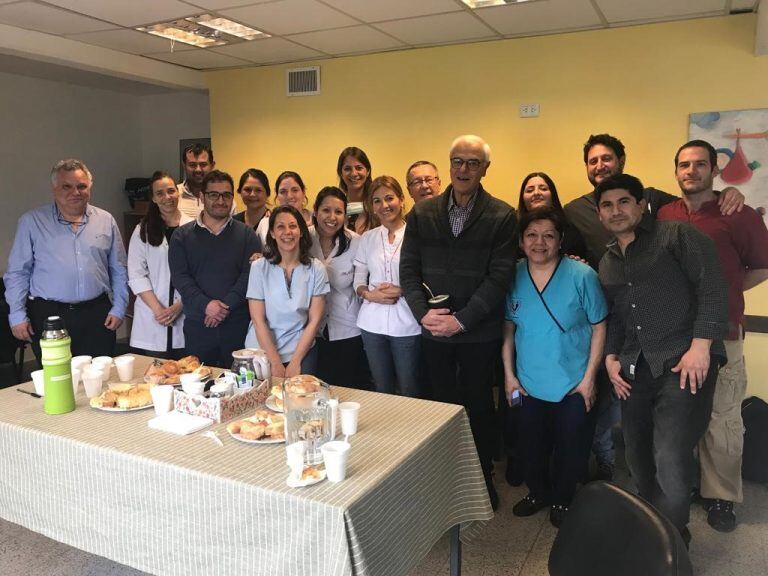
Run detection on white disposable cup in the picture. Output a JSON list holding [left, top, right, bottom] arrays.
[[327, 398, 339, 440], [71, 356, 92, 372], [150, 385, 175, 416], [31, 369, 45, 396], [321, 440, 351, 482], [286, 441, 306, 480], [71, 368, 81, 395], [82, 369, 104, 398], [91, 357, 113, 380], [181, 375, 205, 397], [339, 402, 361, 436], [114, 355, 135, 382]]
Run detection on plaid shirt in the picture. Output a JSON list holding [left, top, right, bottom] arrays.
[[598, 215, 728, 379], [447, 189, 478, 237]]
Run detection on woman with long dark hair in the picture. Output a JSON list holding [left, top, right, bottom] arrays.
[[255, 171, 312, 245], [310, 187, 369, 389], [127, 171, 193, 358], [246, 205, 329, 378], [337, 147, 378, 235], [234, 168, 271, 231]]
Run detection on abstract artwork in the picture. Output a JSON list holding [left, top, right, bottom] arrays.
[[689, 108, 768, 219]]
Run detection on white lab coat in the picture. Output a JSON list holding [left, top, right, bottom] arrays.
[[127, 216, 193, 351]]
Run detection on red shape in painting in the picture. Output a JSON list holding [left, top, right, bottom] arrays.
[[721, 131, 753, 185]]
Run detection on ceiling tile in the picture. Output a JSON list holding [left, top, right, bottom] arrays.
[[375, 12, 498, 46], [595, 0, 726, 23], [475, 0, 602, 36], [0, 2, 114, 34], [145, 48, 252, 69], [219, 0, 359, 35], [44, 0, 199, 27], [66, 29, 194, 55], [183, 0, 272, 8], [212, 37, 325, 64], [321, 0, 462, 23], [288, 25, 406, 55]]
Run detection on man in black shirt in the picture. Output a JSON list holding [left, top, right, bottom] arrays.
[[596, 173, 728, 542]]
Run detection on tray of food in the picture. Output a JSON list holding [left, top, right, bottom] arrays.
[[144, 355, 212, 386], [90, 383, 153, 411], [226, 409, 285, 444]]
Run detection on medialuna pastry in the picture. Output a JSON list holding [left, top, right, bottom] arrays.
[[90, 385, 152, 409], [227, 410, 286, 441]]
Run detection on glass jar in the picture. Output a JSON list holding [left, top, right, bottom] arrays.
[[283, 375, 332, 465], [231, 349, 256, 392]]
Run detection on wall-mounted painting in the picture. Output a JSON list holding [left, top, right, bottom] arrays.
[[689, 108, 768, 220]]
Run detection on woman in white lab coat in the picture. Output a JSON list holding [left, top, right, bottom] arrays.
[[128, 171, 193, 358]]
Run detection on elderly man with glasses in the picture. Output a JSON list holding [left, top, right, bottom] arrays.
[[405, 160, 442, 204], [169, 170, 260, 367], [401, 135, 518, 510], [4, 159, 128, 361]]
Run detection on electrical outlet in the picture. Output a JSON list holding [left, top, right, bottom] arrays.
[[519, 103, 540, 118]]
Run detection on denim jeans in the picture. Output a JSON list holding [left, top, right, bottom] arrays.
[[591, 368, 620, 466], [622, 356, 716, 532], [360, 330, 422, 398]]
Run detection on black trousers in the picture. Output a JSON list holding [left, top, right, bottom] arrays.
[[129, 346, 186, 361], [27, 294, 116, 363], [422, 338, 500, 481], [622, 356, 717, 532], [182, 316, 249, 369], [315, 334, 371, 390]]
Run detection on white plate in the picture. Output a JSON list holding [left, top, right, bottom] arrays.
[[265, 395, 284, 413], [287, 467, 326, 488], [92, 403, 154, 413], [227, 428, 285, 445]]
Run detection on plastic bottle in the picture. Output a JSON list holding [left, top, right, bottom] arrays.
[[41, 316, 75, 415]]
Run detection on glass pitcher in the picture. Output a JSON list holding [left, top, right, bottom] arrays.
[[282, 375, 332, 465]]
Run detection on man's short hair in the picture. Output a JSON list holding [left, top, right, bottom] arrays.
[[674, 139, 717, 168], [202, 170, 233, 193], [183, 142, 214, 164], [583, 134, 626, 164], [450, 135, 491, 162], [50, 159, 93, 186], [405, 160, 438, 184], [594, 173, 645, 205]]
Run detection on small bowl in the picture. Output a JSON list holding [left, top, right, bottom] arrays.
[[181, 378, 206, 397]]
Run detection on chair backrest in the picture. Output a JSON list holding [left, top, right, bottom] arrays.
[[548, 482, 692, 576]]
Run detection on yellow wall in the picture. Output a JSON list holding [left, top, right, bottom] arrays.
[[207, 14, 768, 398]]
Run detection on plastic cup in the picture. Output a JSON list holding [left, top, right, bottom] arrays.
[[31, 369, 45, 396], [149, 385, 175, 416], [91, 357, 113, 380], [286, 441, 306, 480], [71, 356, 92, 373], [114, 355, 135, 382], [321, 440, 351, 482], [71, 368, 81, 395], [339, 402, 360, 436], [82, 368, 104, 398], [181, 374, 205, 397]]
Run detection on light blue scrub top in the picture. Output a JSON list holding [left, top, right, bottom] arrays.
[[245, 257, 330, 362], [505, 257, 607, 402]]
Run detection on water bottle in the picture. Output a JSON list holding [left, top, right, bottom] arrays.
[[41, 316, 75, 415]]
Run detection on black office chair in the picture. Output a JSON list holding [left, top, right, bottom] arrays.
[[0, 279, 28, 384], [549, 481, 693, 576]]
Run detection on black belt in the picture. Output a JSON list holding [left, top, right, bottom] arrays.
[[29, 293, 109, 311]]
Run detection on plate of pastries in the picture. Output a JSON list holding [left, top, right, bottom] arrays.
[[267, 376, 324, 413], [90, 383, 153, 411], [144, 356, 212, 386], [226, 410, 286, 444]]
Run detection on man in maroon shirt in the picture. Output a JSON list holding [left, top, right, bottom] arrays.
[[658, 139, 768, 532]]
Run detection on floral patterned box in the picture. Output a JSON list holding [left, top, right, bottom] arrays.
[[173, 379, 271, 423]]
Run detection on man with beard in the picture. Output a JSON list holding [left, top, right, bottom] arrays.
[[178, 143, 216, 219]]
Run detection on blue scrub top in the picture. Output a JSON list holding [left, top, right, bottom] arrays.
[[245, 257, 330, 362], [505, 257, 607, 402]]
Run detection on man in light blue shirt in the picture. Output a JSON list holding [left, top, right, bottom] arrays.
[[4, 159, 128, 360]]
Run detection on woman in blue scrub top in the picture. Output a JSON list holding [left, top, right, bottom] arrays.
[[502, 207, 607, 528], [245, 205, 330, 378]]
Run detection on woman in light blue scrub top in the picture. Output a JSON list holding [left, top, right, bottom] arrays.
[[246, 205, 329, 378], [502, 207, 607, 528]]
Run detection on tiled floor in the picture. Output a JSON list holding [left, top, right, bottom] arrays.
[[1, 450, 767, 576]]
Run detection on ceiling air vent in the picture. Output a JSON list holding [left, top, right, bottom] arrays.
[[287, 66, 320, 97]]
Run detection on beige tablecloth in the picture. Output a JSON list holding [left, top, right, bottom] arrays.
[[0, 356, 492, 576]]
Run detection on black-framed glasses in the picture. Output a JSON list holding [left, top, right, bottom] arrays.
[[407, 176, 438, 188], [204, 191, 234, 201], [450, 158, 483, 171]]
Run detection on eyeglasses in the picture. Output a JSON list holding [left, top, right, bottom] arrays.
[[407, 176, 438, 188], [450, 158, 484, 171], [204, 191, 234, 201]]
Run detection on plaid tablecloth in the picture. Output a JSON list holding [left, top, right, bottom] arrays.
[[0, 356, 492, 576]]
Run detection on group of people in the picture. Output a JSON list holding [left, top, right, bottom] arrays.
[[5, 133, 767, 547]]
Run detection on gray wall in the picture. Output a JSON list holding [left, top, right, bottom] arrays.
[[0, 71, 210, 272]]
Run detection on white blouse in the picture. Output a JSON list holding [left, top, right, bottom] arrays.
[[353, 224, 421, 337], [309, 227, 361, 341], [127, 216, 193, 351]]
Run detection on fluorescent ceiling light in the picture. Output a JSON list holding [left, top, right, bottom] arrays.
[[137, 14, 268, 48], [462, 0, 534, 8]]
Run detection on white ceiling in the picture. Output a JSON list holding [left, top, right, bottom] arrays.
[[0, 0, 761, 71]]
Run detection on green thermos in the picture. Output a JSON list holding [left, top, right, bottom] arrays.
[[41, 316, 75, 415]]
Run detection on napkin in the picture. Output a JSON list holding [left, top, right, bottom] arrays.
[[148, 411, 213, 435]]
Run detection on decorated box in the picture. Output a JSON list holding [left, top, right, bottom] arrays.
[[173, 378, 271, 423]]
